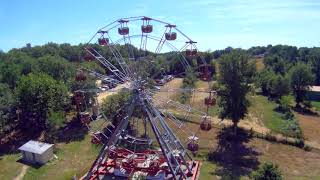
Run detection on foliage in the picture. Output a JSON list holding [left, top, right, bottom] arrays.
[[217, 51, 252, 129], [288, 63, 315, 107], [179, 69, 197, 104], [278, 95, 291, 112], [15, 73, 69, 132], [101, 89, 132, 125], [266, 75, 290, 100], [264, 55, 287, 75], [309, 50, 320, 85], [35, 55, 75, 82], [0, 83, 15, 137], [251, 162, 283, 180], [255, 69, 274, 95]]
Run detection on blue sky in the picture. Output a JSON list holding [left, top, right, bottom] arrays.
[[1, 0, 320, 52]]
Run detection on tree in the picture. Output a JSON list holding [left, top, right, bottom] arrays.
[[309, 54, 320, 85], [288, 63, 315, 107], [255, 69, 274, 95], [179, 69, 196, 104], [251, 162, 283, 180], [101, 90, 132, 125], [264, 55, 286, 75], [267, 75, 290, 100], [35, 55, 75, 82], [0, 83, 15, 137], [0, 62, 21, 89], [15, 73, 69, 133], [217, 51, 251, 132]]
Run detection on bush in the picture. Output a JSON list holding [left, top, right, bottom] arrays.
[[302, 101, 312, 109], [179, 69, 196, 104], [303, 144, 312, 151], [278, 96, 291, 112], [251, 162, 283, 180], [295, 138, 305, 148]]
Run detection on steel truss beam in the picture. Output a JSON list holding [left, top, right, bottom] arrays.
[[143, 98, 193, 180], [84, 94, 137, 179], [84, 47, 127, 82]]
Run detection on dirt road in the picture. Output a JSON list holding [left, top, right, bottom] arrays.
[[97, 82, 130, 104]]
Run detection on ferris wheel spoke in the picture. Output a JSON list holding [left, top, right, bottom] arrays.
[[155, 27, 168, 54], [85, 94, 137, 179], [161, 110, 194, 139], [147, 89, 207, 117], [143, 99, 192, 177], [84, 47, 127, 82], [106, 34, 134, 78]]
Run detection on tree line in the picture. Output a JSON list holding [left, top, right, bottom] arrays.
[[0, 43, 319, 142]]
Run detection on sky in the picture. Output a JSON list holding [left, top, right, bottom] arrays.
[[1, 0, 320, 52]]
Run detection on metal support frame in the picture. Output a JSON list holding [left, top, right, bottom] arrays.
[[82, 16, 208, 180]]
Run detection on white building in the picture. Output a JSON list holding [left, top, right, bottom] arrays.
[[18, 140, 54, 164]]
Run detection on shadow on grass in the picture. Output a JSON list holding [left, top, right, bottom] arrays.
[[47, 116, 88, 144], [208, 127, 260, 180], [292, 106, 319, 117], [0, 116, 88, 156], [16, 159, 42, 169], [0, 130, 37, 156]]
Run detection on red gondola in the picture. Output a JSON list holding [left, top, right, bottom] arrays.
[[98, 38, 109, 46], [200, 116, 212, 131], [204, 96, 216, 106], [141, 25, 153, 33], [165, 32, 177, 40], [80, 112, 91, 125], [186, 49, 197, 57], [118, 27, 129, 35], [91, 133, 102, 144], [187, 141, 199, 152], [187, 135, 199, 152], [75, 71, 86, 81], [83, 52, 94, 61]]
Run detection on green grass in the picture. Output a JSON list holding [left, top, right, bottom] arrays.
[[0, 153, 23, 180], [248, 95, 301, 137], [0, 135, 101, 180], [23, 135, 101, 180], [311, 101, 320, 112], [248, 95, 283, 131]]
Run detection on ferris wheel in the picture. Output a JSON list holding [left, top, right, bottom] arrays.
[[76, 16, 217, 180]]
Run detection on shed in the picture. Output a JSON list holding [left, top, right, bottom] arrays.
[[18, 140, 54, 165], [307, 86, 320, 101]]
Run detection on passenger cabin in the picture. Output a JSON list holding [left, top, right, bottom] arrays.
[[118, 27, 129, 35], [165, 32, 177, 40], [186, 49, 197, 57], [79, 112, 91, 125], [19, 140, 54, 165], [141, 25, 153, 33], [98, 38, 109, 46]]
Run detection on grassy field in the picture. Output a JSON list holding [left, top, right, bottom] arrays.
[[255, 58, 265, 72], [0, 135, 101, 180], [24, 135, 100, 180], [168, 114, 320, 179], [0, 153, 24, 180], [311, 101, 320, 112], [247, 95, 301, 137]]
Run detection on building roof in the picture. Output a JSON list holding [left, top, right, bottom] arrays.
[[18, 140, 53, 154], [310, 86, 320, 92]]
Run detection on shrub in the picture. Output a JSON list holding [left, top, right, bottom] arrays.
[[303, 101, 312, 109], [251, 162, 283, 180], [278, 95, 291, 112], [295, 138, 305, 148], [303, 144, 312, 151]]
